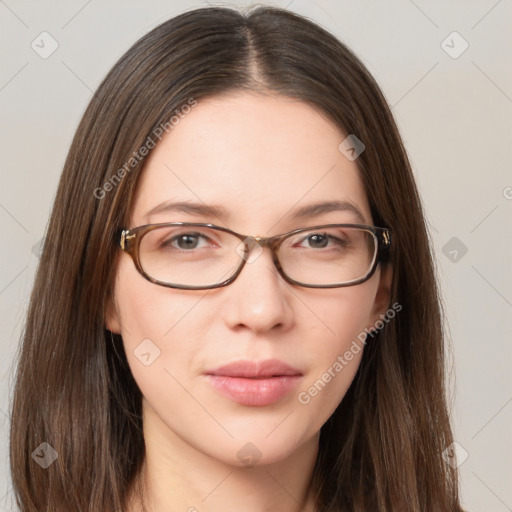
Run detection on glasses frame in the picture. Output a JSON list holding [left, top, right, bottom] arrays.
[[117, 222, 392, 290]]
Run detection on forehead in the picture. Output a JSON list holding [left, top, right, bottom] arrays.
[[130, 92, 372, 232]]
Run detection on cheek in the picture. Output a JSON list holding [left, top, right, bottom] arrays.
[[306, 282, 375, 352], [295, 285, 375, 416], [112, 257, 211, 389]]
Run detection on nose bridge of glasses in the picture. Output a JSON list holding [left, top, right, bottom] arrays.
[[234, 234, 282, 267], [242, 234, 280, 253]]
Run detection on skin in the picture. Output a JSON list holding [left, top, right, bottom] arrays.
[[107, 91, 392, 512]]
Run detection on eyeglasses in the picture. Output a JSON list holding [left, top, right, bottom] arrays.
[[117, 222, 391, 290]]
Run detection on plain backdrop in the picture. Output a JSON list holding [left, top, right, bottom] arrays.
[[1, 1, 511, 510]]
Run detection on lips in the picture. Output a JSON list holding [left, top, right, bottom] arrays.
[[206, 359, 302, 378], [204, 359, 303, 407]]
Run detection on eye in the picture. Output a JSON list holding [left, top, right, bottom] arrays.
[[304, 233, 329, 249], [162, 232, 212, 251], [295, 232, 348, 250]]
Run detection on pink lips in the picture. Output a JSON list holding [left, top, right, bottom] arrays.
[[204, 359, 303, 407]]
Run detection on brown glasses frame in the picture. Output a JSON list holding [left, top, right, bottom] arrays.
[[117, 222, 392, 290]]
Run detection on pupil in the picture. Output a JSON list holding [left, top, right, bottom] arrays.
[[178, 235, 198, 249], [309, 234, 327, 248]]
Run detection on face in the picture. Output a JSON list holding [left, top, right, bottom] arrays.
[[107, 91, 392, 467]]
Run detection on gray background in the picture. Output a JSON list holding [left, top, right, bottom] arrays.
[[1, 0, 511, 510]]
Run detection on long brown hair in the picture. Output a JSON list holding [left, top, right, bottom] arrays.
[[10, 5, 463, 511]]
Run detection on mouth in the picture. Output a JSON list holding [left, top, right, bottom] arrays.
[[204, 359, 303, 407]]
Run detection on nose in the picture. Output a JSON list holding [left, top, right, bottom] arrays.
[[221, 244, 294, 334]]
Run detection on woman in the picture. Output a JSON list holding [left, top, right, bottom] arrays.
[[9, 5, 464, 511]]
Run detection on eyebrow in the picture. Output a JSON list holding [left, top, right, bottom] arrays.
[[144, 199, 367, 224], [292, 200, 366, 224]]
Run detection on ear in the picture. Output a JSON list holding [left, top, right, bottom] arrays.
[[105, 290, 122, 334], [367, 263, 393, 331]]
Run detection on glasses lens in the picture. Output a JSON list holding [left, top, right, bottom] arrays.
[[278, 226, 377, 286], [139, 225, 242, 287]]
